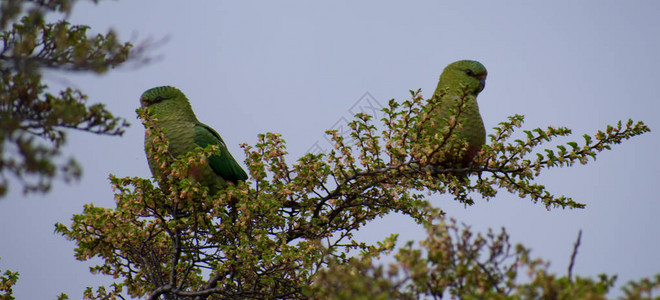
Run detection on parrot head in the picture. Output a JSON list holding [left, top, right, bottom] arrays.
[[439, 60, 488, 95], [140, 86, 197, 122]]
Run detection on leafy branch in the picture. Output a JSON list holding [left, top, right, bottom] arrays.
[[0, 1, 151, 196], [56, 91, 650, 298]]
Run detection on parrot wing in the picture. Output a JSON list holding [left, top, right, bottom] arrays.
[[194, 123, 248, 184]]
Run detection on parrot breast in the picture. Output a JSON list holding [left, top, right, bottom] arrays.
[[145, 120, 227, 193]]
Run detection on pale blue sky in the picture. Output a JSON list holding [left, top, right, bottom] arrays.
[[1, 1, 659, 298]]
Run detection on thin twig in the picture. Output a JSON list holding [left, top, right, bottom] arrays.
[[568, 229, 582, 282]]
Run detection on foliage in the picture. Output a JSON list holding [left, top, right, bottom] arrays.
[[0, 0, 145, 196], [0, 262, 19, 300], [621, 274, 660, 300], [310, 217, 620, 299], [55, 89, 652, 299]]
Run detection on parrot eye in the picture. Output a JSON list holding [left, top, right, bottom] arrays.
[[153, 96, 165, 103], [464, 69, 475, 76]]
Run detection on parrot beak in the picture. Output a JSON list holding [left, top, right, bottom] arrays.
[[140, 98, 149, 107], [476, 72, 487, 93]]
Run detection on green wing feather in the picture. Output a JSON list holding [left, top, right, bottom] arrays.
[[194, 124, 248, 184]]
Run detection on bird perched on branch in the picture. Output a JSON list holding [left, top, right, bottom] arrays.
[[140, 86, 248, 194], [422, 60, 487, 169]]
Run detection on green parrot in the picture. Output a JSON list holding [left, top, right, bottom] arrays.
[[140, 86, 248, 194], [423, 60, 487, 167]]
